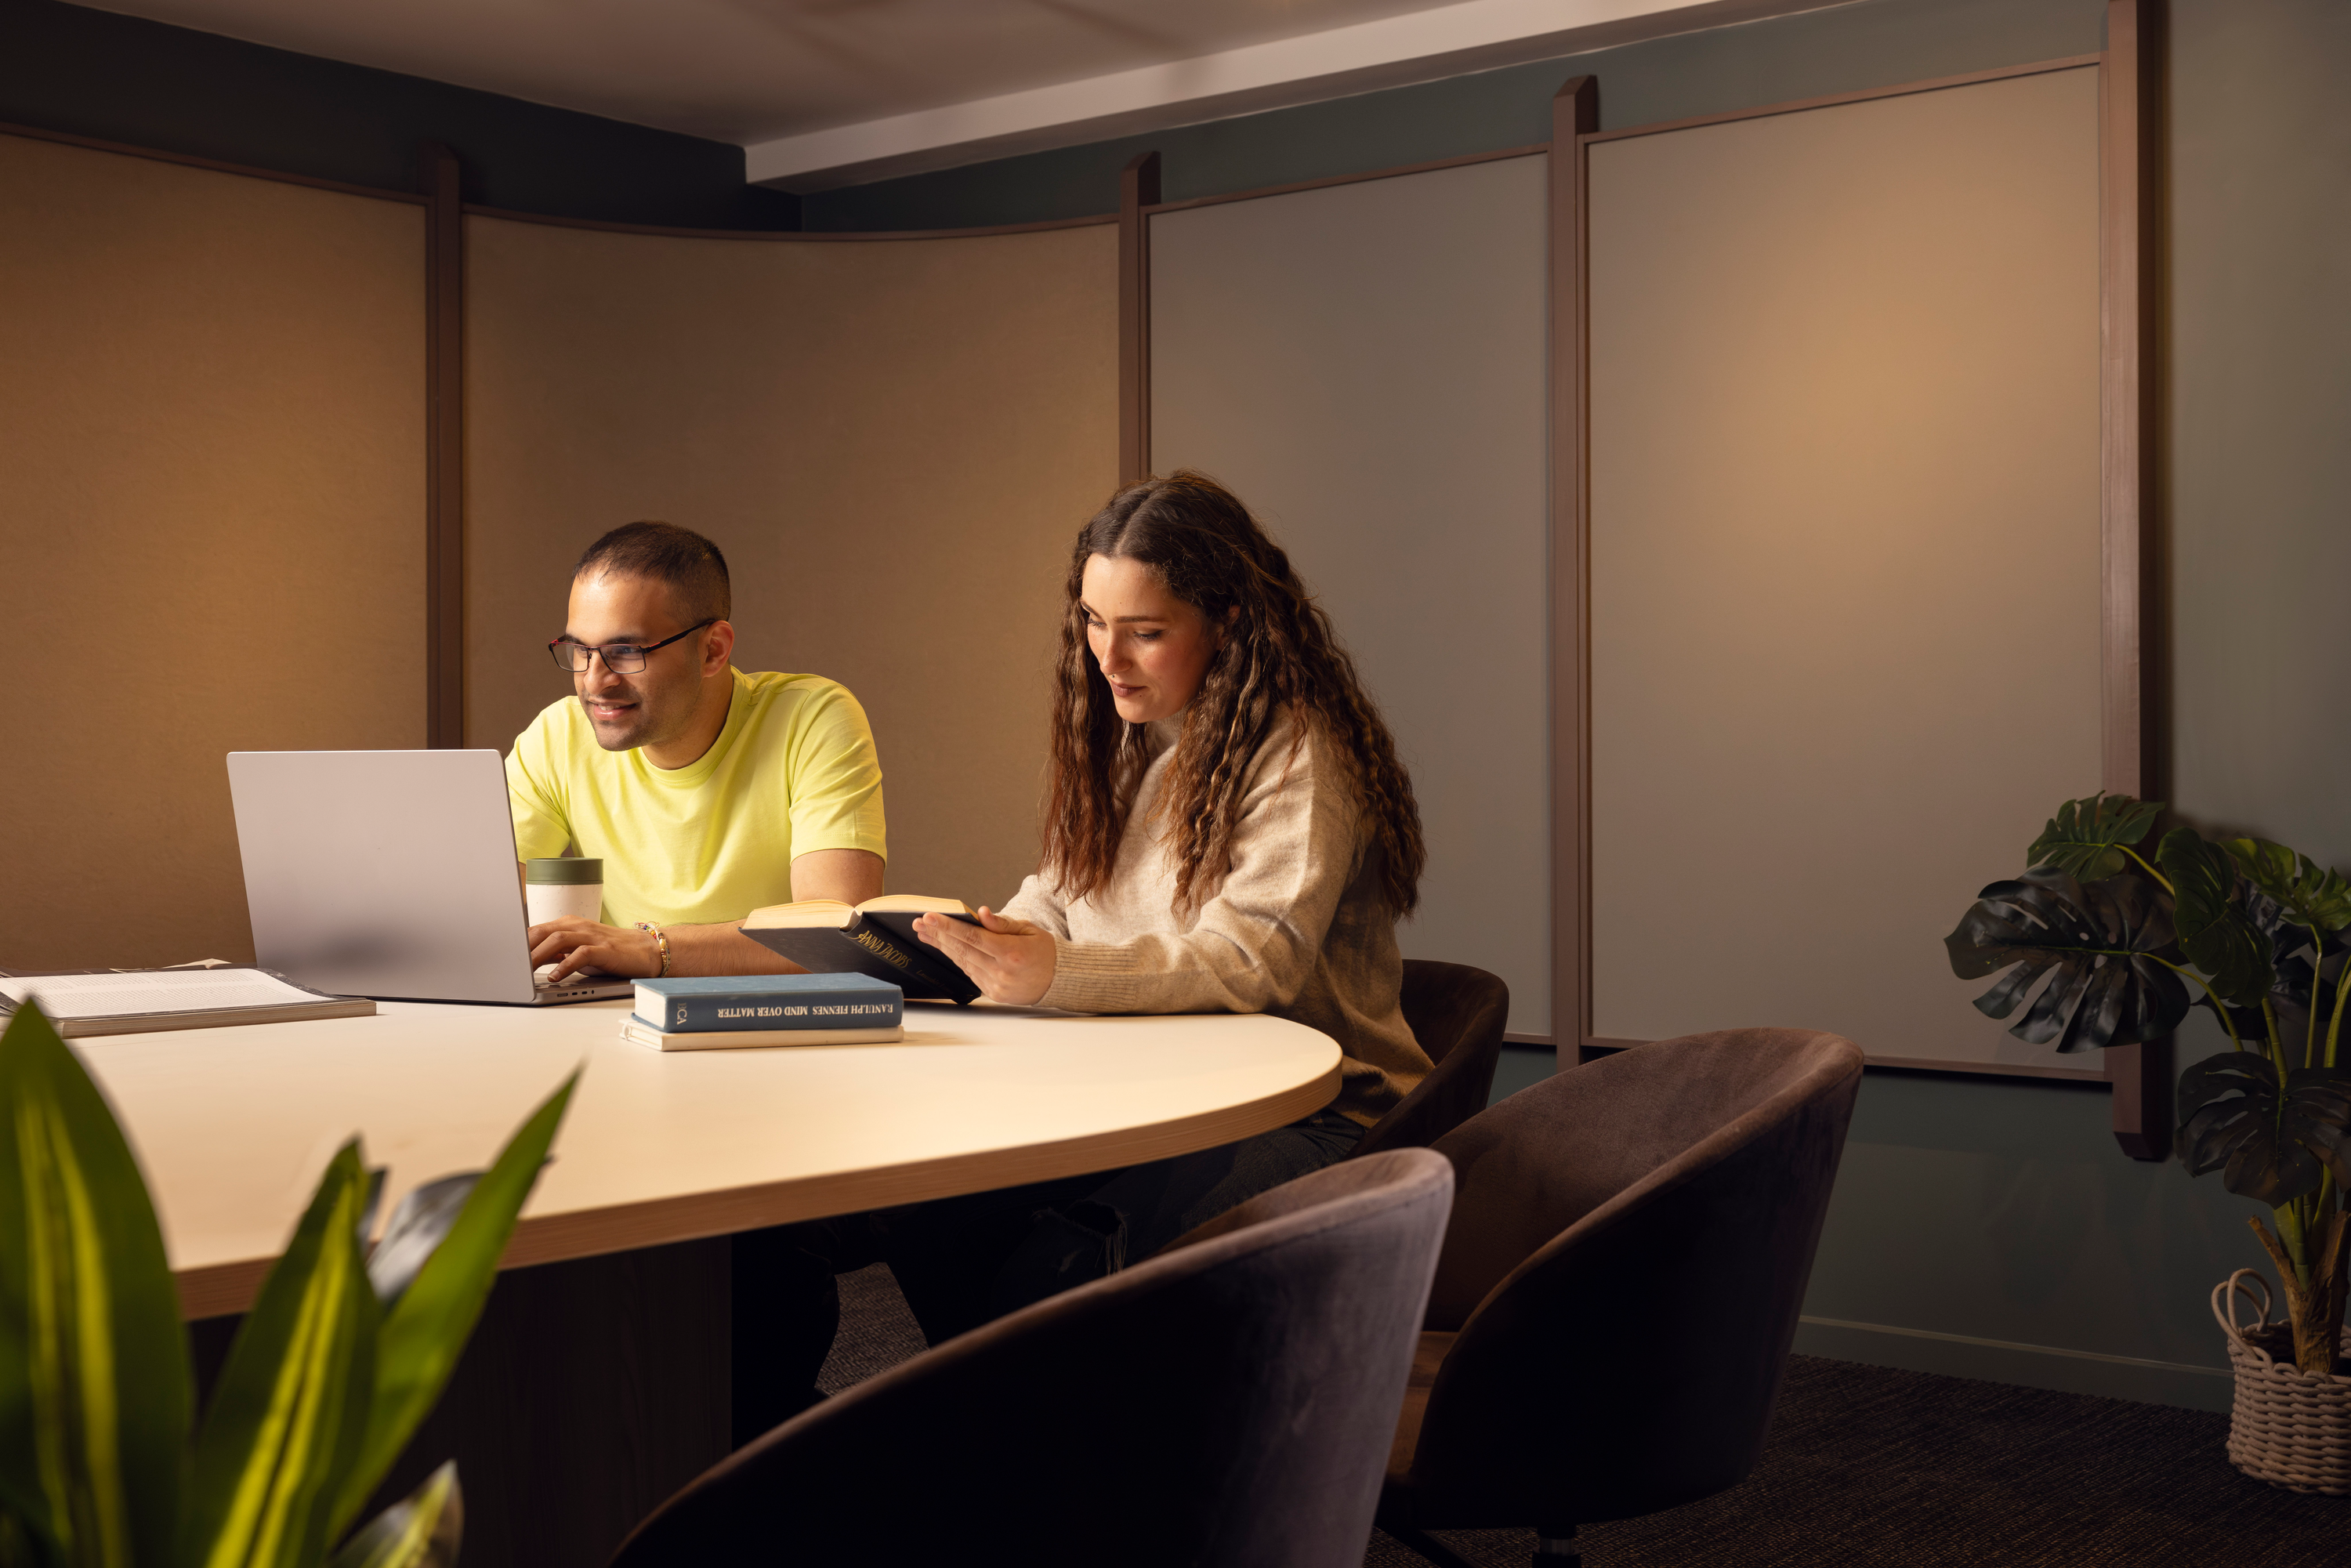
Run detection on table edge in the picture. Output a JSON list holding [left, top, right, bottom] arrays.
[[176, 1058, 1343, 1319]]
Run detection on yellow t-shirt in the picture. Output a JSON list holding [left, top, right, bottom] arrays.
[[505, 668, 887, 927]]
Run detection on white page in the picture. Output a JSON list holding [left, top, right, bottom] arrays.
[[1, 969, 324, 1019]]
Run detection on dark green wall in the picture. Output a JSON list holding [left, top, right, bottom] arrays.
[[823, 0, 2351, 1413], [0, 0, 796, 227]]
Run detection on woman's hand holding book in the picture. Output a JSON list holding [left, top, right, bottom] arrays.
[[912, 907, 1056, 1005]]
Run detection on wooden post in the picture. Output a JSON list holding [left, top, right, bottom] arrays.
[[1550, 76, 1598, 1071], [1118, 150, 1161, 486], [2099, 0, 2168, 1160], [422, 142, 465, 749]]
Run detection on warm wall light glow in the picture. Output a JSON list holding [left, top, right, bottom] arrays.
[[1586, 67, 2104, 1070]]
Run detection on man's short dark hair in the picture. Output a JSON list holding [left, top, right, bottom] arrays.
[[574, 521, 731, 625]]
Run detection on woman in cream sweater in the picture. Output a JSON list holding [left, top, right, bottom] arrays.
[[734, 473, 1432, 1432], [914, 469, 1429, 1123], [892, 473, 1432, 1305]]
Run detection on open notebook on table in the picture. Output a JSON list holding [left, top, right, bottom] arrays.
[[0, 965, 375, 1038]]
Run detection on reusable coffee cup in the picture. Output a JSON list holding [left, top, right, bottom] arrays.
[[524, 858, 604, 925]]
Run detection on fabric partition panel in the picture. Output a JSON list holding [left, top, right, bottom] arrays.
[[1147, 156, 1552, 1039], [1584, 66, 2103, 1073], [464, 217, 1119, 907], [0, 132, 426, 972]]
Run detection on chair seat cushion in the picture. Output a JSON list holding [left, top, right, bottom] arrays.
[[1387, 1330, 1457, 1480]]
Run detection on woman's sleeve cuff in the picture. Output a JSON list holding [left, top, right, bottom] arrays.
[[1038, 939, 1140, 1013]]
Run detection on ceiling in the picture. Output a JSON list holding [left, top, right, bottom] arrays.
[[75, 0, 1837, 189]]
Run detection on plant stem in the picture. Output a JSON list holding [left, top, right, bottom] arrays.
[[2259, 1001, 2314, 1285], [2278, 1200, 2314, 1287], [2328, 948, 2351, 1071], [2307, 925, 2326, 1070], [2150, 955, 2248, 1052], [2122, 844, 2175, 893]]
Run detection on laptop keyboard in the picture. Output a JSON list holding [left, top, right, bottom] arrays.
[[533, 965, 622, 992]]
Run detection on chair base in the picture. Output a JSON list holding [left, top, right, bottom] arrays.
[[1388, 1526, 1479, 1568], [1389, 1524, 1580, 1568]]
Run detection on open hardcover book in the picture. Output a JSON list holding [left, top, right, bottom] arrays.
[[739, 894, 983, 1004]]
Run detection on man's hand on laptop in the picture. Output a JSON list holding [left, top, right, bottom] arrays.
[[529, 918, 662, 982], [529, 917, 808, 980]]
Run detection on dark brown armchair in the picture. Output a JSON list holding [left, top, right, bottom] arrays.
[[613, 1149, 1458, 1568], [1355, 960, 1511, 1159], [1380, 1027, 1866, 1567]]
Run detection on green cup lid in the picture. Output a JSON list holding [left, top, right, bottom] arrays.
[[526, 858, 603, 885]]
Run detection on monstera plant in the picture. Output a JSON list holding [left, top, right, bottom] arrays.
[[1946, 795, 2351, 1378], [0, 1001, 577, 1566]]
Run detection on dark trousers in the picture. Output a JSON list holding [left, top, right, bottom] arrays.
[[732, 1110, 1364, 1445]]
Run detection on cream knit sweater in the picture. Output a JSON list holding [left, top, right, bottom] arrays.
[[1002, 712, 1429, 1126]]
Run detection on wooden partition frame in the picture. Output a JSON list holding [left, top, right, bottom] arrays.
[[1125, 136, 1556, 1040], [1550, 77, 1599, 1072], [12, 4, 2162, 1148], [1, 115, 1116, 765], [422, 143, 466, 748], [1557, 0, 2164, 1155], [2098, 0, 2166, 1160]]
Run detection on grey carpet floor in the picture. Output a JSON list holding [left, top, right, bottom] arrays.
[[820, 1264, 2349, 1566], [815, 1262, 930, 1396]]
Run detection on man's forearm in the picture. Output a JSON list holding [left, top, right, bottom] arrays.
[[662, 922, 806, 977]]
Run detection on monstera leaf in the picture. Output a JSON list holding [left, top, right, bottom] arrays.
[[2026, 794, 2166, 881], [2190, 886, 2349, 1053], [2230, 837, 2351, 935], [1945, 867, 2189, 1051], [2160, 828, 2275, 1008], [2178, 1052, 2351, 1204]]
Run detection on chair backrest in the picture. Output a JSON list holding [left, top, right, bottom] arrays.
[[611, 1149, 1457, 1568], [1353, 961, 1510, 1160], [1399, 1029, 1863, 1526]]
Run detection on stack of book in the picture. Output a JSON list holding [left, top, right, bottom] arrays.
[[620, 973, 907, 1052]]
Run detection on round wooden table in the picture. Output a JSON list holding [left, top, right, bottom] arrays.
[[82, 998, 1345, 1318], [83, 995, 1344, 1568]]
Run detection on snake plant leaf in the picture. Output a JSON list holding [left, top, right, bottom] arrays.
[[364, 1175, 480, 1309], [2160, 828, 2275, 1008], [357, 1168, 386, 1255], [2024, 794, 2166, 881], [325, 1462, 460, 1568], [1944, 867, 2188, 1051], [184, 1141, 382, 1568], [2227, 838, 2351, 934], [329, 1073, 578, 1540], [0, 1004, 190, 1568], [2177, 1054, 2351, 1204]]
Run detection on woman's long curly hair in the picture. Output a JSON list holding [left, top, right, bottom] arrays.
[[1039, 471, 1425, 915]]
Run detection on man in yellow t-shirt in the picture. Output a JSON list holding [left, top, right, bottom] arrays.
[[515, 521, 886, 980]]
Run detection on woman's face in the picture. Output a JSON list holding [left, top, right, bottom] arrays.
[[1080, 553, 1221, 725]]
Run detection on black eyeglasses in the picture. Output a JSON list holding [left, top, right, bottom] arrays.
[[548, 619, 716, 674]]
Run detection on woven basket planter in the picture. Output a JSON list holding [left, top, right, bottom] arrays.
[[2212, 1269, 2351, 1494]]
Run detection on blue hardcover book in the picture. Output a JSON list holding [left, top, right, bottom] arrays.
[[632, 974, 904, 1035]]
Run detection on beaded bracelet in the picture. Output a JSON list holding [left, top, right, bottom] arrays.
[[634, 920, 672, 978]]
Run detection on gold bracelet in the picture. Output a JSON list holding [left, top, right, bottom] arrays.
[[634, 921, 672, 978]]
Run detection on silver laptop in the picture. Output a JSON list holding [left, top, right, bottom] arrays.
[[227, 749, 632, 1005]]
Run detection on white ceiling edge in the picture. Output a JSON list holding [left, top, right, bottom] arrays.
[[746, 0, 1846, 195]]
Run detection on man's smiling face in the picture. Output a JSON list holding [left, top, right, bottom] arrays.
[[563, 570, 710, 754]]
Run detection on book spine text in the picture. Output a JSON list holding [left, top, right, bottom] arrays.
[[643, 994, 904, 1033]]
